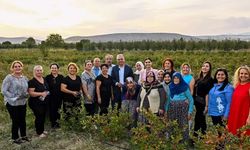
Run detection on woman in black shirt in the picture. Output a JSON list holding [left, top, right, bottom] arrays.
[[45, 63, 64, 128], [96, 64, 114, 115], [193, 61, 214, 137], [61, 62, 83, 120], [28, 65, 49, 138]]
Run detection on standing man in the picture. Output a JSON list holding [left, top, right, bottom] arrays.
[[92, 57, 101, 77], [104, 54, 115, 75], [111, 54, 133, 109]]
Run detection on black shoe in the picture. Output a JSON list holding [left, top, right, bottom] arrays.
[[13, 138, 23, 144], [21, 136, 31, 142]]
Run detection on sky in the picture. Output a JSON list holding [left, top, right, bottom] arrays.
[[0, 0, 250, 39]]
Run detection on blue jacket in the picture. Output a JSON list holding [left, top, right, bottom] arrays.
[[208, 83, 234, 118]]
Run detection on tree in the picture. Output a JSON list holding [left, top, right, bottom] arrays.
[[22, 37, 36, 48], [45, 34, 64, 48]]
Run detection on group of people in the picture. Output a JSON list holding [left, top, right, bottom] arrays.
[[1, 54, 250, 145]]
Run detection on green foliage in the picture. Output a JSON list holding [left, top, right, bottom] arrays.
[[44, 33, 65, 48]]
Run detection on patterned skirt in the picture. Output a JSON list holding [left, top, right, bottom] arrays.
[[167, 100, 189, 140], [121, 100, 137, 120]]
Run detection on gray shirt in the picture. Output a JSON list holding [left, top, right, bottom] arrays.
[[81, 71, 96, 104], [1, 74, 29, 106]]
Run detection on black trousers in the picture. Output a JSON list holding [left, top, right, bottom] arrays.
[[84, 104, 95, 116], [6, 103, 27, 140], [49, 96, 62, 127], [29, 100, 47, 135], [194, 102, 207, 136]]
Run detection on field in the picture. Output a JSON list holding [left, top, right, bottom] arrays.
[[0, 49, 250, 149]]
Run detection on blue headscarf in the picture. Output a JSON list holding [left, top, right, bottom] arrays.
[[169, 72, 189, 98]]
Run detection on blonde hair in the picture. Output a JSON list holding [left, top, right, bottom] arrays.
[[33, 65, 43, 76], [233, 65, 250, 87], [10, 60, 23, 72], [180, 63, 191, 75], [67, 62, 79, 73]]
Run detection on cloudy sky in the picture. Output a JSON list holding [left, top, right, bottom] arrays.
[[0, 0, 250, 39]]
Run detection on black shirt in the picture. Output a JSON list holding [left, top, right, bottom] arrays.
[[45, 74, 64, 97], [61, 75, 82, 101]]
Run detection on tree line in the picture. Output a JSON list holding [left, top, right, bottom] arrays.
[[1, 33, 250, 51]]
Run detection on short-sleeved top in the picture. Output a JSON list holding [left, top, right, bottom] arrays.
[[28, 77, 49, 103], [81, 71, 95, 104], [61, 75, 82, 101], [96, 74, 113, 99]]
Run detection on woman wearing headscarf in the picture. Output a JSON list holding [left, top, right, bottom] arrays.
[[121, 77, 141, 127], [134, 61, 144, 83], [165, 72, 194, 141], [136, 71, 166, 123]]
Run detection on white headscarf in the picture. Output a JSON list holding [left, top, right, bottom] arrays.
[[134, 61, 144, 75]]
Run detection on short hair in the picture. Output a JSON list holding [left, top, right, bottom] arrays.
[[181, 63, 192, 74], [100, 63, 109, 69], [33, 65, 43, 76], [105, 54, 113, 59], [10, 60, 23, 71], [50, 63, 59, 69], [84, 60, 93, 66], [67, 62, 79, 73], [144, 57, 152, 63]]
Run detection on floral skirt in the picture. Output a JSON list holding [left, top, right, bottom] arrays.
[[167, 100, 189, 140]]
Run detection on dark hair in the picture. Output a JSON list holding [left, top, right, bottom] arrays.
[[198, 61, 212, 81], [50, 63, 59, 69], [100, 63, 109, 69], [162, 58, 174, 71], [144, 57, 152, 63], [214, 68, 229, 91]]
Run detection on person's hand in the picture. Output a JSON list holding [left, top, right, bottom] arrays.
[[117, 82, 122, 88], [188, 114, 192, 120], [136, 107, 140, 113], [87, 94, 92, 101], [98, 98, 101, 104], [159, 109, 164, 115], [41, 91, 47, 97], [247, 116, 250, 125], [203, 106, 208, 114], [72, 91, 79, 97]]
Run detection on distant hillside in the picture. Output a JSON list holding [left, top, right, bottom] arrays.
[[0, 37, 41, 44], [197, 34, 250, 41], [64, 33, 198, 43]]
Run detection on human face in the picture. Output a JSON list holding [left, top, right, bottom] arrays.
[[146, 76, 154, 83], [164, 60, 172, 70], [239, 68, 250, 83], [182, 64, 190, 75], [126, 82, 134, 89], [50, 65, 59, 75], [117, 55, 125, 66], [13, 62, 23, 75], [85, 62, 93, 71], [35, 67, 43, 77], [135, 63, 142, 71], [157, 71, 164, 82], [101, 66, 108, 75], [164, 74, 171, 83], [105, 57, 112, 65], [68, 65, 77, 75], [201, 63, 210, 74], [216, 71, 226, 83], [94, 58, 100, 67], [173, 76, 180, 84], [144, 59, 152, 69]]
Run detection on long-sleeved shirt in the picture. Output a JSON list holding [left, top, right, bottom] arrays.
[[208, 83, 234, 118], [1, 74, 29, 106], [165, 89, 194, 114]]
